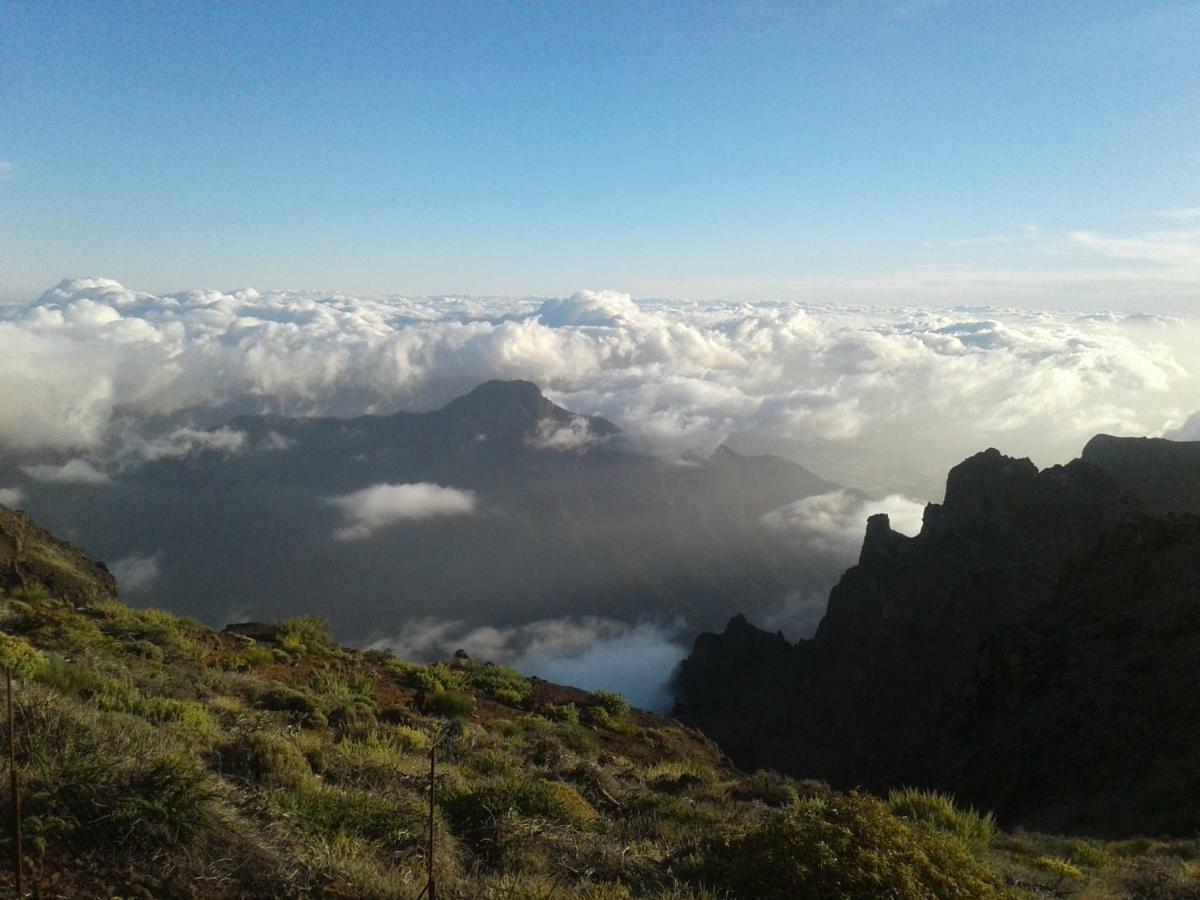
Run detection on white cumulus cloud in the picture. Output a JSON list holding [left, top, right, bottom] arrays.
[[328, 482, 478, 541], [0, 487, 24, 507]]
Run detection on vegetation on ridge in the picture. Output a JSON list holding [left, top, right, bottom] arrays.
[[0, 505, 1195, 899]]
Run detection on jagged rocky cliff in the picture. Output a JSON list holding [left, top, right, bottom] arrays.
[[675, 437, 1200, 836]]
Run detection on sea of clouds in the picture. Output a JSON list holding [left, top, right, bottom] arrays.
[[1, 277, 1196, 489], [2, 278, 1198, 709]]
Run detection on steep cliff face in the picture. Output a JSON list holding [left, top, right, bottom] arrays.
[[676, 437, 1200, 835], [961, 516, 1200, 836]]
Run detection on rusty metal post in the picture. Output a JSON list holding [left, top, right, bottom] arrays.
[[426, 744, 436, 900], [7, 668, 22, 896]]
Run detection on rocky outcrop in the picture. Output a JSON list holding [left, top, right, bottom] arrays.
[[676, 437, 1200, 836], [0, 503, 118, 604], [1081, 433, 1200, 515]]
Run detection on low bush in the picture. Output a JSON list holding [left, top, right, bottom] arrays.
[[679, 792, 1005, 899], [1071, 839, 1115, 868], [257, 684, 327, 726], [276, 615, 333, 655], [467, 663, 532, 706], [440, 777, 599, 839], [590, 690, 631, 717], [17, 689, 226, 854], [426, 688, 474, 719], [646, 759, 717, 795], [546, 702, 581, 725], [224, 730, 313, 789], [728, 770, 799, 808], [887, 786, 997, 853], [1033, 856, 1084, 882], [275, 782, 426, 847]]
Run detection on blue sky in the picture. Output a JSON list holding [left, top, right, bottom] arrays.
[[1, 1, 1197, 307]]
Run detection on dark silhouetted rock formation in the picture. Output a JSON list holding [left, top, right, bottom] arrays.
[[676, 437, 1200, 836]]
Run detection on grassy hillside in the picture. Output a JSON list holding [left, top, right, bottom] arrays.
[[0, 507, 1197, 898]]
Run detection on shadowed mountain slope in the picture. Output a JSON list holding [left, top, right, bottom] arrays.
[[3, 381, 839, 643]]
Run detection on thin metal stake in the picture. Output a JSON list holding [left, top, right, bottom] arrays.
[[426, 744, 436, 900], [7, 669, 22, 897]]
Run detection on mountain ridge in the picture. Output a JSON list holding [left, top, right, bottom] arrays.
[[676, 434, 1200, 836]]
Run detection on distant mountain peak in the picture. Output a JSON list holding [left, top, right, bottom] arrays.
[[439, 380, 620, 441]]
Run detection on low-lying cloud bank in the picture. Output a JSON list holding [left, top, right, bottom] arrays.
[[327, 482, 478, 541], [1, 279, 1197, 492], [369, 616, 687, 712]]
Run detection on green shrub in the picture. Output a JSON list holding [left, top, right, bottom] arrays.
[[467, 664, 532, 706], [135, 696, 217, 733], [275, 782, 426, 846], [389, 661, 444, 693], [125, 639, 165, 662], [393, 724, 431, 752], [11, 584, 50, 603], [427, 688, 474, 719], [225, 730, 313, 788], [1070, 839, 1115, 869], [0, 631, 47, 678], [1033, 856, 1084, 881], [887, 786, 997, 853], [467, 748, 520, 777], [646, 759, 717, 795], [310, 670, 376, 709], [546, 702, 581, 725], [582, 705, 613, 728], [241, 646, 275, 668], [728, 771, 799, 808], [679, 792, 1005, 900], [16, 689, 225, 854], [440, 777, 599, 838], [96, 604, 206, 657], [257, 684, 326, 726], [590, 690, 631, 717], [276, 615, 333, 654]]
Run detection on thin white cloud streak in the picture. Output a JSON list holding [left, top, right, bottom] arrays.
[[368, 615, 686, 711], [21, 459, 110, 484], [0, 278, 1197, 488], [327, 482, 478, 541], [135, 426, 247, 461], [0, 162, 12, 180]]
